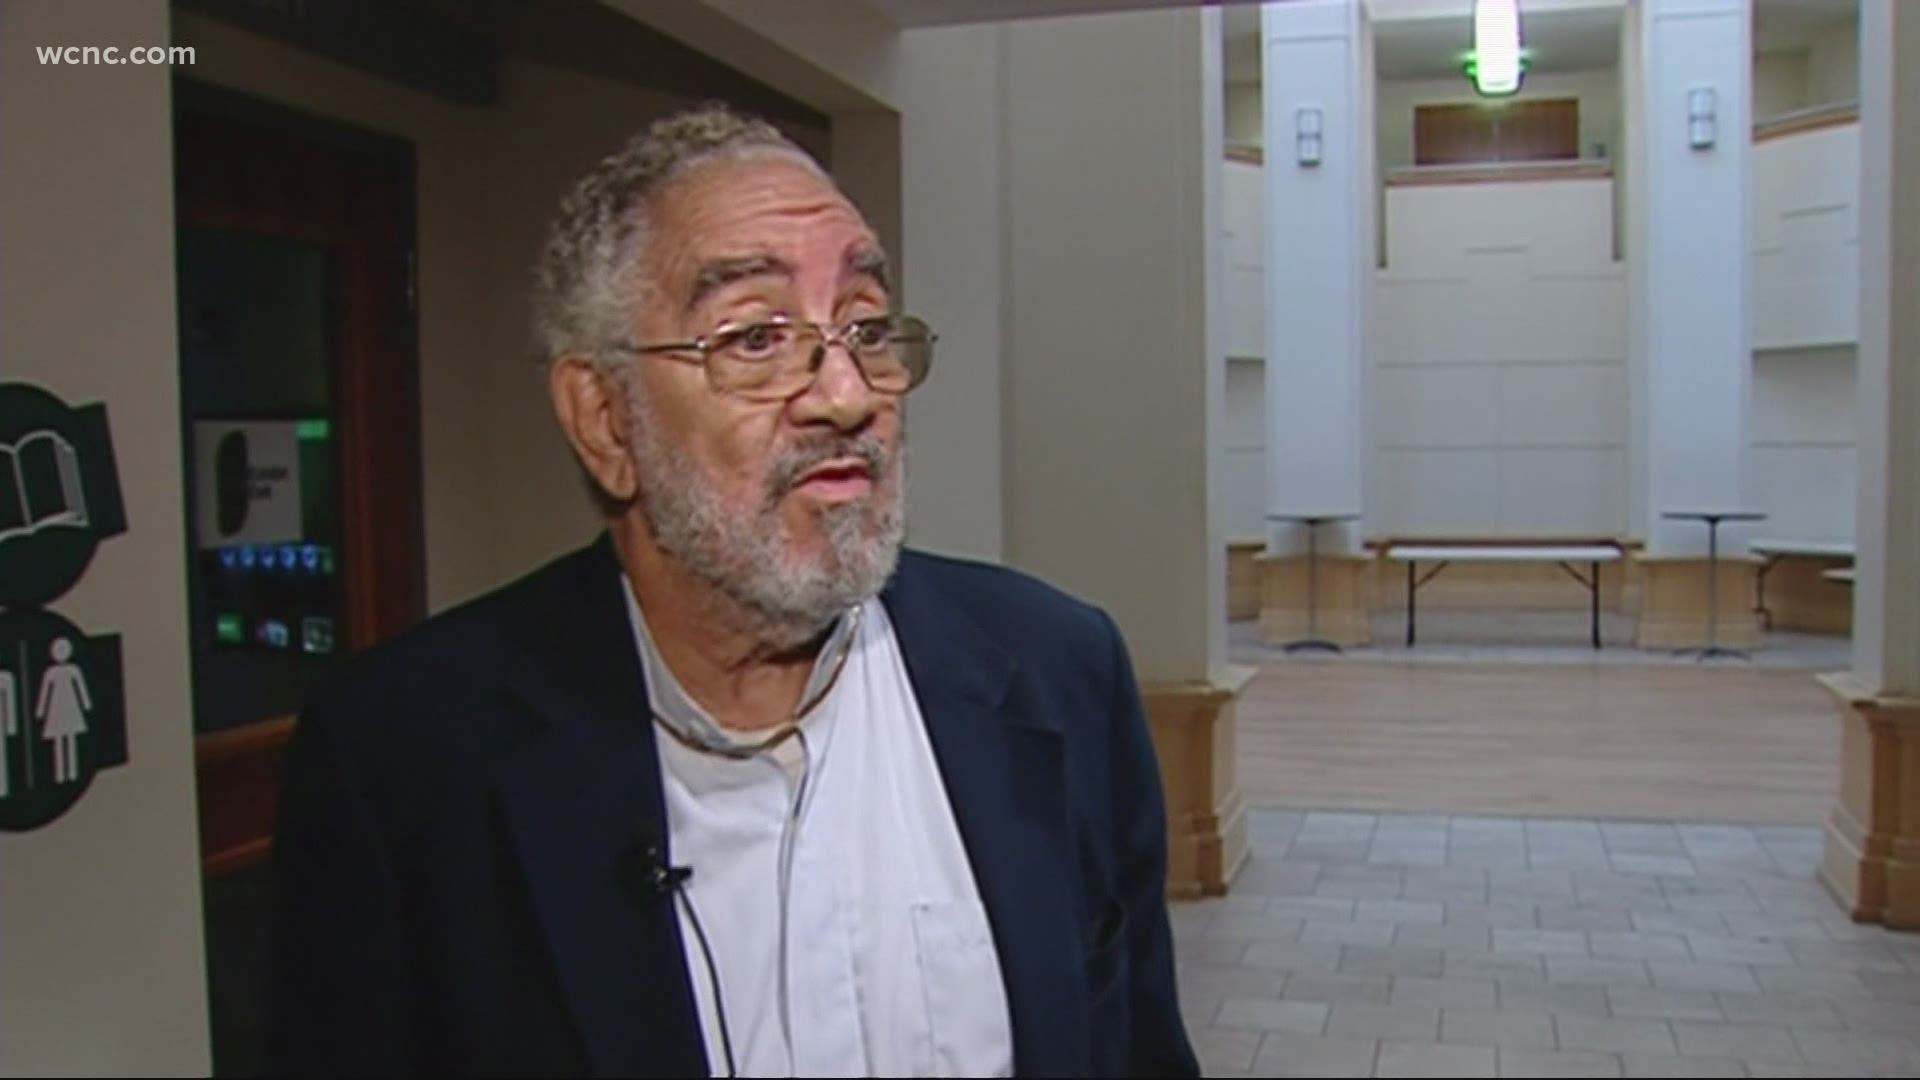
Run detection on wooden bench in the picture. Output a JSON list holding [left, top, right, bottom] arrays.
[[1385, 544, 1625, 648], [1750, 537, 1855, 628]]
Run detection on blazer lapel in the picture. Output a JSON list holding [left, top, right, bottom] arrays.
[[496, 537, 707, 1078], [883, 555, 1093, 1077]]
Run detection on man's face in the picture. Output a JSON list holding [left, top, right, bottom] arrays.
[[623, 155, 906, 637]]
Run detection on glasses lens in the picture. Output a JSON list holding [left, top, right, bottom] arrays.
[[887, 315, 934, 390], [709, 321, 806, 399], [707, 316, 935, 400]]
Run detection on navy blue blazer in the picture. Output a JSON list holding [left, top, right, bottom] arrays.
[[268, 536, 1198, 1077]]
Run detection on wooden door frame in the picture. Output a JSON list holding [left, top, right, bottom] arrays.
[[174, 79, 424, 873]]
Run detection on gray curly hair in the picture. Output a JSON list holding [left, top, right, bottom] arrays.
[[530, 103, 827, 365]]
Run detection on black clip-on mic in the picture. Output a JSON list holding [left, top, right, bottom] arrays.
[[624, 836, 735, 1077], [650, 850, 693, 896]]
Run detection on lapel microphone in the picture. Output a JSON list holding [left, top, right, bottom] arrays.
[[656, 861, 693, 894], [620, 832, 737, 1078], [619, 836, 692, 905]]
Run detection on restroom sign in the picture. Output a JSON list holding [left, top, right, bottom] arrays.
[[0, 382, 128, 609], [0, 607, 127, 831], [0, 381, 131, 831]]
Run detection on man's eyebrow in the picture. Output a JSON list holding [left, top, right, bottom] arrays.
[[846, 247, 890, 293], [687, 254, 793, 312]]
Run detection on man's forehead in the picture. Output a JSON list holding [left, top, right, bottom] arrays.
[[659, 158, 865, 240], [651, 159, 884, 286]]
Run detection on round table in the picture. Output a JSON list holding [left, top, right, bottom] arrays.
[[1660, 509, 1768, 660]]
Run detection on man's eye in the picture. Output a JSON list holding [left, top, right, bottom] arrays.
[[851, 319, 893, 350], [727, 323, 791, 358]]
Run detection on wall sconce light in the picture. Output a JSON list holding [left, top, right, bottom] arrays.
[[1296, 106, 1323, 167], [1688, 86, 1717, 149]]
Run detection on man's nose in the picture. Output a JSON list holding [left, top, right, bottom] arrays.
[[790, 334, 881, 430]]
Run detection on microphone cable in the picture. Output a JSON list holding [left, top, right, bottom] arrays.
[[664, 866, 738, 1080]]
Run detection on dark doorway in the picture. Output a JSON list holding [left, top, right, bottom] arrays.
[[174, 79, 424, 1075]]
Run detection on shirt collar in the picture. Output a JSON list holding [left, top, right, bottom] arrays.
[[621, 574, 863, 758]]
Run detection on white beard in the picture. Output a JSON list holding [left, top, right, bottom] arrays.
[[627, 396, 905, 649]]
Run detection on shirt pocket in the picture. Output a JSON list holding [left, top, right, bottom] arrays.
[[910, 900, 1014, 1078]]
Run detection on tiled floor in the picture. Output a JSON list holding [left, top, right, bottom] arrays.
[[1175, 809, 1920, 1078]]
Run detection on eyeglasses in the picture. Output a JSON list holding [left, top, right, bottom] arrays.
[[607, 314, 935, 402]]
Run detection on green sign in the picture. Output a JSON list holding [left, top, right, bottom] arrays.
[[0, 382, 127, 609], [0, 381, 131, 831]]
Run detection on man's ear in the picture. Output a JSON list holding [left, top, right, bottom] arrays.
[[550, 356, 638, 504]]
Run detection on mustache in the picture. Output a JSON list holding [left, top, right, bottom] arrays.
[[765, 432, 892, 500]]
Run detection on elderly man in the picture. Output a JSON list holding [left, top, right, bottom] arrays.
[[269, 106, 1196, 1078]]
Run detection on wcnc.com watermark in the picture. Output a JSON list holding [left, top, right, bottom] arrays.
[[36, 45, 197, 66]]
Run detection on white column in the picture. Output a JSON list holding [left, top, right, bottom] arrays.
[[1637, 0, 1754, 552], [1260, 0, 1372, 554], [1852, 0, 1920, 695], [1001, 7, 1226, 683]]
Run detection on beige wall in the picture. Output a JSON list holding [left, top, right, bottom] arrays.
[[894, 26, 1008, 560], [1226, 81, 1262, 146], [1758, 17, 1860, 118], [1808, 14, 1860, 106], [0, 1, 211, 1073], [1378, 68, 1622, 169], [1002, 8, 1224, 682]]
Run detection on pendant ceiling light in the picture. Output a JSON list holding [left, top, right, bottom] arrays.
[[1466, 0, 1527, 97]]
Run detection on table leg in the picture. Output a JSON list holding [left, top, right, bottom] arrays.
[[1591, 560, 1601, 649], [1755, 555, 1779, 630], [1705, 519, 1719, 649], [1406, 561, 1416, 647], [1306, 523, 1320, 641], [1696, 517, 1749, 661]]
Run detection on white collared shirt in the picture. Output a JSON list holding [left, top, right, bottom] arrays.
[[623, 580, 1014, 1078]]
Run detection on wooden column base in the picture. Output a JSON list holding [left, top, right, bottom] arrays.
[[1817, 672, 1920, 928], [1257, 552, 1373, 647], [1632, 554, 1763, 649], [1143, 667, 1254, 898]]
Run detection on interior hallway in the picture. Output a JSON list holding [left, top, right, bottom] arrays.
[[1184, 618, 1904, 1074], [1178, 808, 1920, 1078]]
